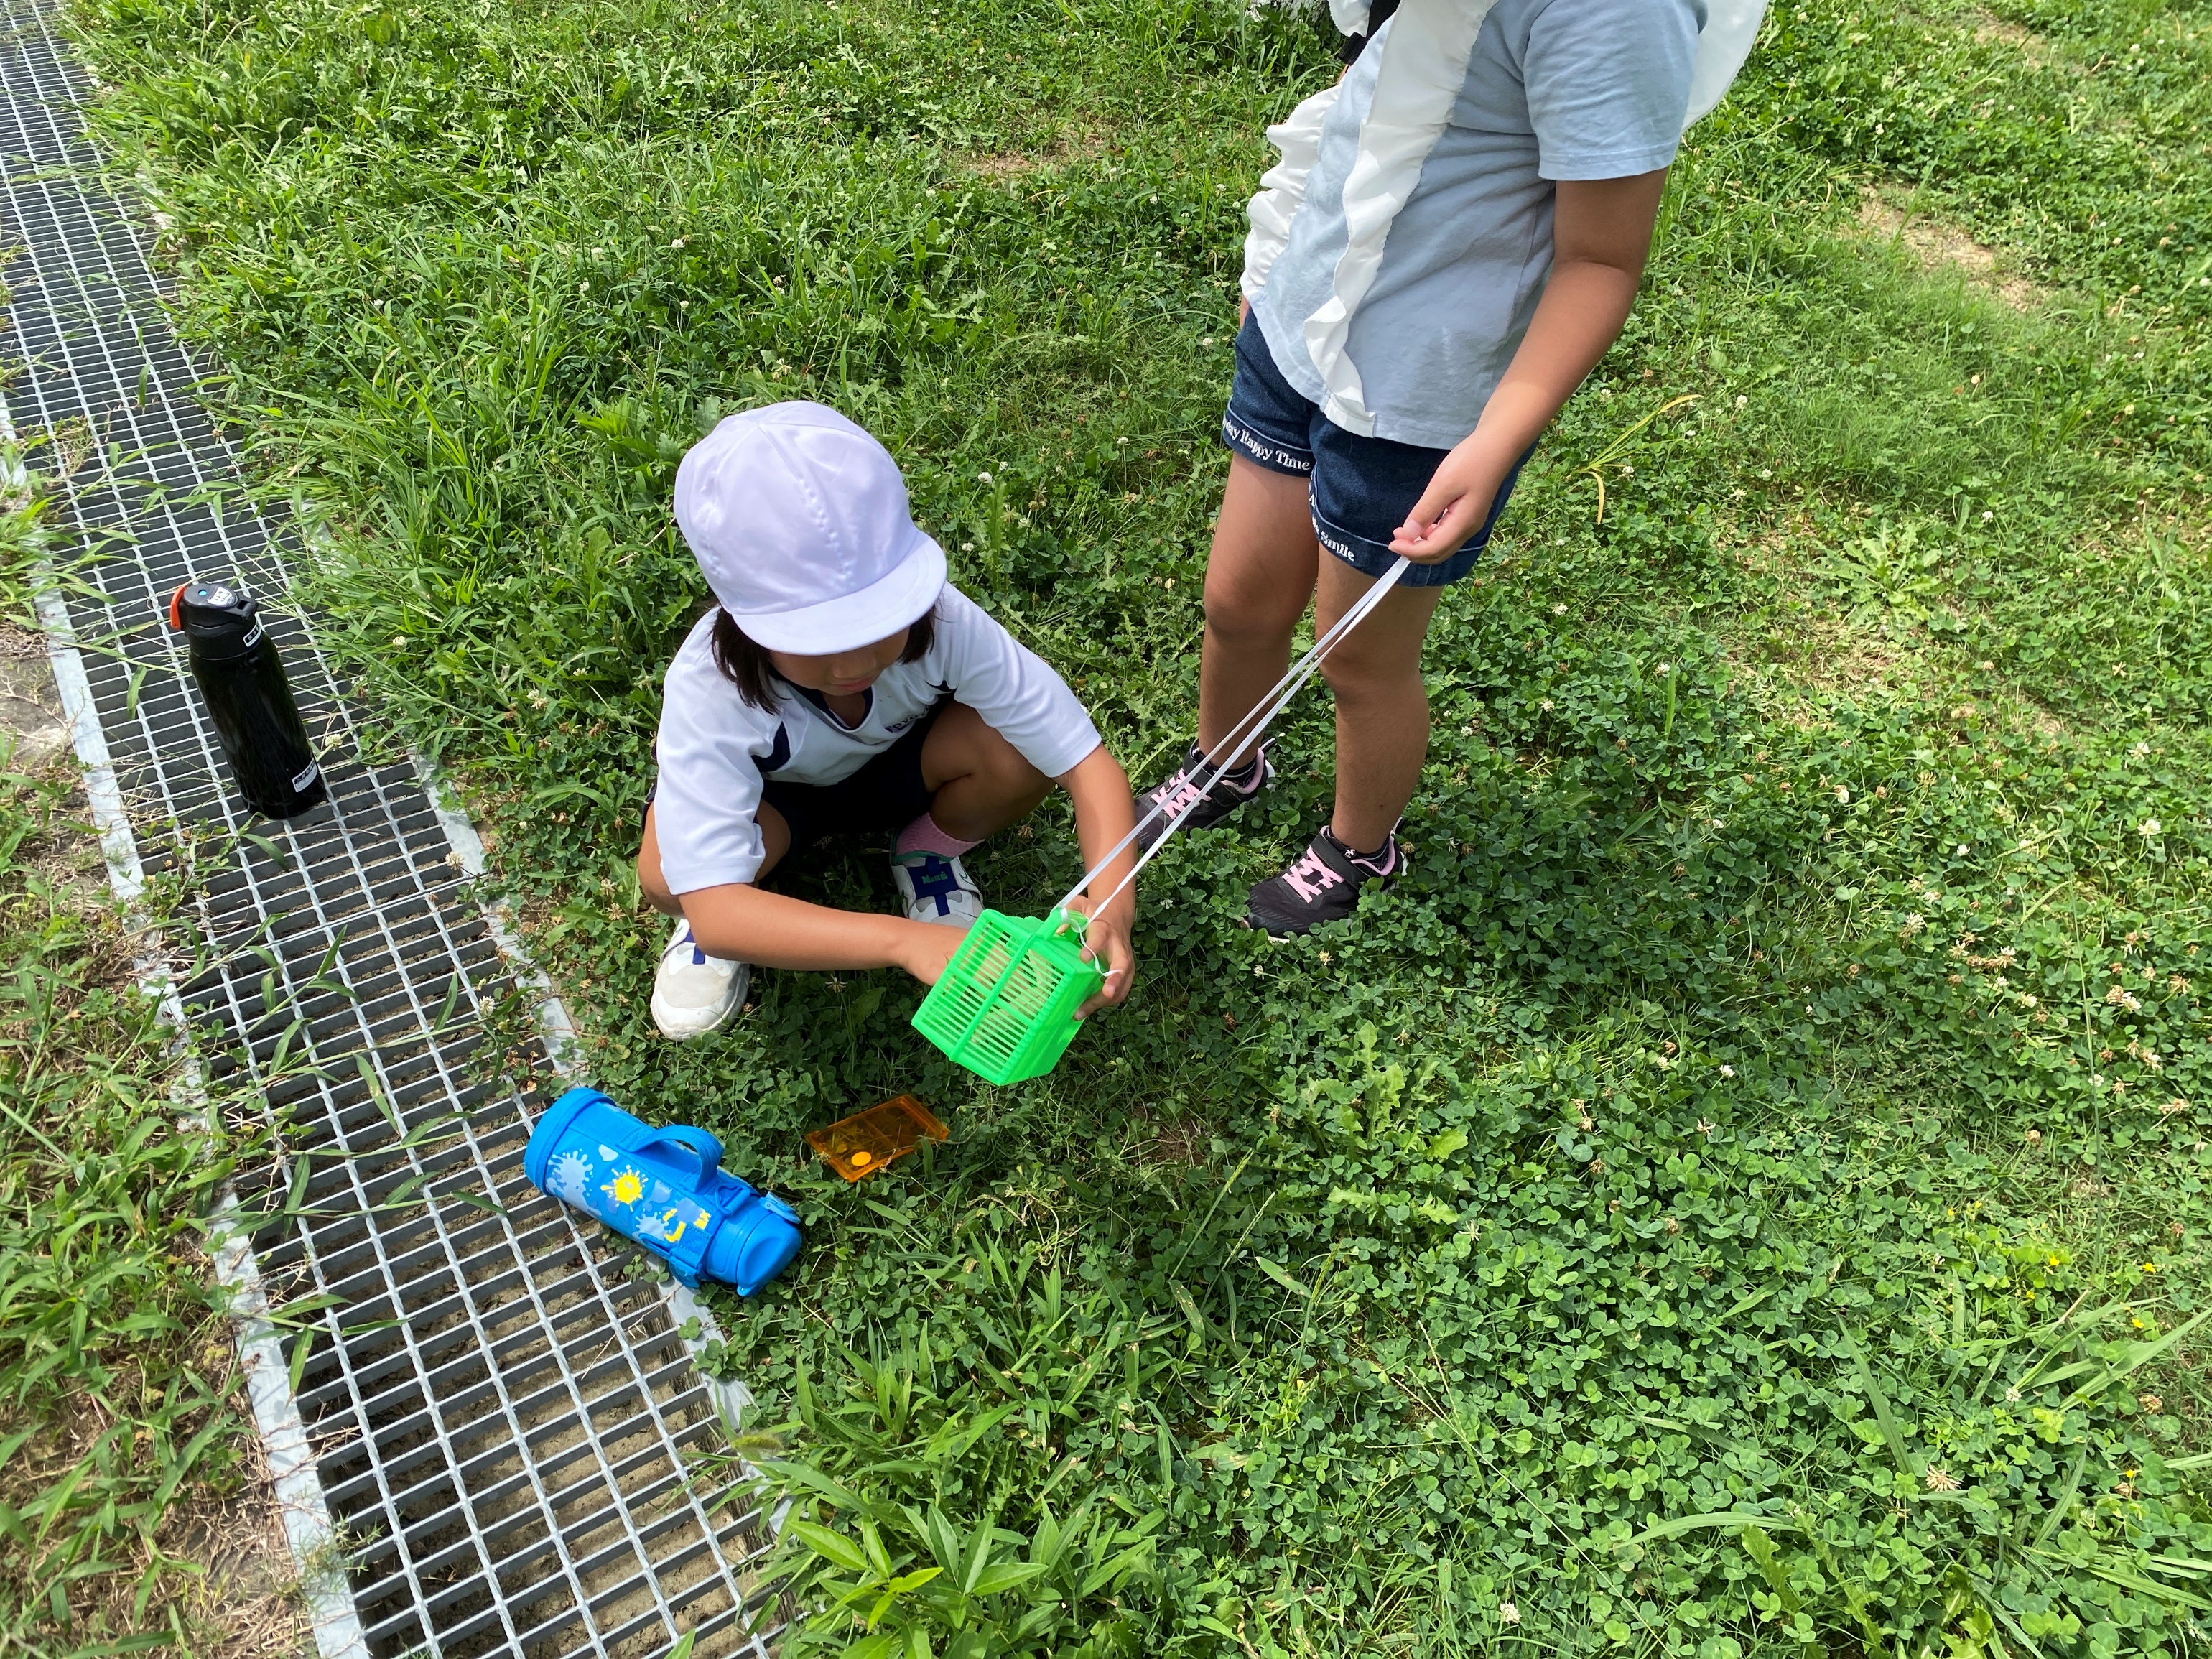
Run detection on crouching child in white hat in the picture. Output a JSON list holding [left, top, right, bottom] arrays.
[[637, 401, 1138, 1040]]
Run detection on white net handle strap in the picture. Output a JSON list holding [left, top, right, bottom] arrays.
[[1054, 556, 1412, 925]]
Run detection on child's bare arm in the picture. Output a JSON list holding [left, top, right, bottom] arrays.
[[1055, 743, 1138, 1016], [1391, 167, 1670, 559], [665, 744, 1133, 1005], [680, 883, 962, 985]]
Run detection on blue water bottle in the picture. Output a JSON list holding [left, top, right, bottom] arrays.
[[524, 1087, 803, 1294]]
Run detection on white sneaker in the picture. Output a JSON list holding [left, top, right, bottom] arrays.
[[649, 919, 750, 1040], [890, 850, 984, 929]]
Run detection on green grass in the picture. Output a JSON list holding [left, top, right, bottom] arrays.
[[53, 0, 2212, 1651], [0, 477, 273, 1653]]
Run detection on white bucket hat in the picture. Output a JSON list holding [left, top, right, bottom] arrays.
[[673, 401, 947, 655]]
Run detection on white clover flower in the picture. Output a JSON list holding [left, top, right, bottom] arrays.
[[2142, 819, 2163, 837], [1719, 1064, 1735, 1077], [977, 470, 993, 483]]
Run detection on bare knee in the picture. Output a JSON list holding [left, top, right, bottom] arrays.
[[1201, 459, 1319, 649], [637, 810, 683, 916], [1000, 743, 1051, 796], [972, 727, 1048, 799], [926, 705, 1045, 797], [1320, 644, 1426, 708], [638, 859, 682, 917], [1204, 577, 1306, 651]]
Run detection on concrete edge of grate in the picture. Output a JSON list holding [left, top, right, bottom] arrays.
[[410, 753, 583, 1079], [9, 414, 373, 1659]]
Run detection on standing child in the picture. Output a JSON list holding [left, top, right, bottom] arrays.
[[639, 401, 1138, 1039], [1138, 0, 1750, 934]]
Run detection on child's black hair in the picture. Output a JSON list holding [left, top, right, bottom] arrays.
[[708, 605, 937, 713]]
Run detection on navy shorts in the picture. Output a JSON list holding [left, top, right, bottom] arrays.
[[647, 697, 947, 866], [1220, 312, 1530, 588]]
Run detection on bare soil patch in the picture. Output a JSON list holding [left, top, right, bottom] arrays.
[[962, 126, 1112, 182], [1856, 190, 2043, 310], [1972, 9, 2055, 67], [1123, 1106, 1214, 1168], [0, 616, 70, 766], [160, 1472, 312, 1658]]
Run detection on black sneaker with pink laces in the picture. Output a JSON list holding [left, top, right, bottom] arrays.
[[1133, 740, 1272, 854], [1245, 826, 1400, 936]]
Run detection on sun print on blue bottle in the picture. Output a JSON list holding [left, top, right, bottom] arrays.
[[600, 1166, 646, 1209]]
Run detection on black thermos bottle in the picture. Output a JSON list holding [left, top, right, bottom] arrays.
[[167, 581, 329, 819]]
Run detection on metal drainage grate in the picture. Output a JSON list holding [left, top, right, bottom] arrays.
[[0, 5, 780, 1654]]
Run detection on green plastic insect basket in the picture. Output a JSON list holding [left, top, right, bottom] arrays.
[[911, 908, 1105, 1085]]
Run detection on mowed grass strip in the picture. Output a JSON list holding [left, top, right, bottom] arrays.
[[59, 0, 2212, 1651]]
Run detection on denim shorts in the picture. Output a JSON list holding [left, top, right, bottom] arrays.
[[1219, 312, 1530, 588]]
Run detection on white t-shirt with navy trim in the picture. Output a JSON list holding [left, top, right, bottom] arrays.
[[1245, 0, 1705, 450], [652, 585, 1102, 896]]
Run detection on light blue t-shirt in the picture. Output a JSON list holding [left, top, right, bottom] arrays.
[[1245, 0, 1705, 450]]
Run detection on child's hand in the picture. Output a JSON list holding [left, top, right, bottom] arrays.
[[1391, 437, 1513, 562], [898, 921, 966, 988], [1061, 895, 1135, 1018]]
